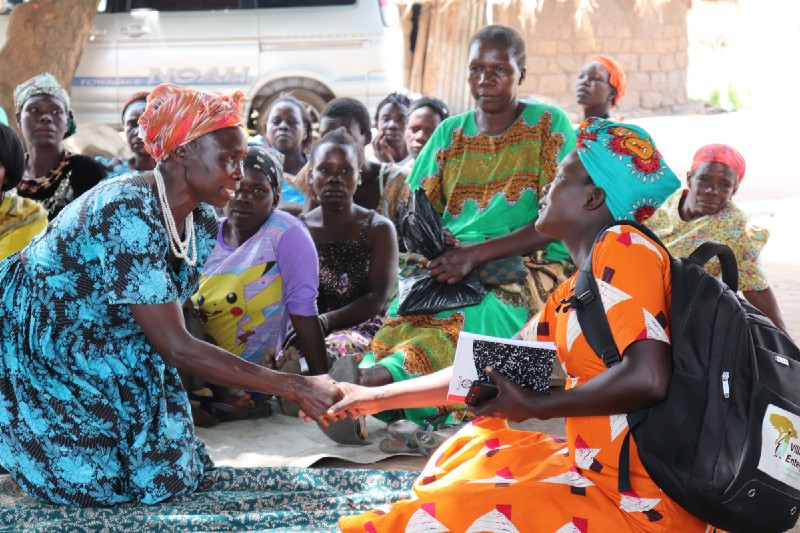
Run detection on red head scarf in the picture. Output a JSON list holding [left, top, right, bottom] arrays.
[[139, 84, 246, 162], [585, 55, 627, 107], [690, 144, 746, 183]]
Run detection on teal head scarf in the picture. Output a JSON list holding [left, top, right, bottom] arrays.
[[575, 117, 679, 222], [13, 72, 77, 139]]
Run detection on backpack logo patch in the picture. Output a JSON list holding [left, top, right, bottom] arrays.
[[758, 404, 800, 490]]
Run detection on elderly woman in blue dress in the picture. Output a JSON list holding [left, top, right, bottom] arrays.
[[0, 84, 341, 507]]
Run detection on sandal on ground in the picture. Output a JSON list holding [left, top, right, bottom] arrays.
[[379, 435, 420, 454], [319, 355, 369, 445], [210, 401, 272, 422], [412, 429, 444, 457]]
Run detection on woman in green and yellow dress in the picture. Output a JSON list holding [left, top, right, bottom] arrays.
[[357, 25, 576, 429]]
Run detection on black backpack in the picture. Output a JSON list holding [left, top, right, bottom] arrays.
[[571, 220, 800, 533]]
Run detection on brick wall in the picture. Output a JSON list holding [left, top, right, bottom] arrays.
[[493, 0, 691, 120]]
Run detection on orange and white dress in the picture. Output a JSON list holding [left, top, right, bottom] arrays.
[[339, 226, 714, 532]]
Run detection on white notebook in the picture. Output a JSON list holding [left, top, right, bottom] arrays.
[[447, 331, 557, 403]]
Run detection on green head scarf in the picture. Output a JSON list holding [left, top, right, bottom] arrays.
[[13, 72, 77, 139]]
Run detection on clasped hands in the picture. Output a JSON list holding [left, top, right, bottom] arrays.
[[299, 367, 548, 427]]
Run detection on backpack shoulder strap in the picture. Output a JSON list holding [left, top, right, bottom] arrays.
[[574, 252, 621, 368], [573, 220, 672, 368], [687, 241, 738, 292]]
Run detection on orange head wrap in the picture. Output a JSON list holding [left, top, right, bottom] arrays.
[[585, 55, 627, 107], [139, 83, 246, 162]]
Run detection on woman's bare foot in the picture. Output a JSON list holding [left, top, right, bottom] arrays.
[[359, 365, 394, 387]]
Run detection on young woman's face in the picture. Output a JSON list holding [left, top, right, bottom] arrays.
[[467, 40, 524, 114], [225, 165, 276, 233], [265, 101, 306, 155], [376, 102, 408, 148], [311, 141, 360, 210], [122, 101, 147, 156], [17, 95, 68, 147], [535, 150, 595, 239], [404, 106, 442, 160], [576, 62, 615, 110], [683, 161, 738, 218], [183, 126, 248, 208]]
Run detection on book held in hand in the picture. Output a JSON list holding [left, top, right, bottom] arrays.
[[447, 331, 557, 403]]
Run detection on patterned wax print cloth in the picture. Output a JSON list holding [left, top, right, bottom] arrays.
[[576, 117, 679, 222], [340, 225, 714, 532], [0, 174, 218, 506], [139, 83, 245, 161], [646, 189, 770, 291], [359, 103, 576, 429], [194, 209, 318, 366], [0, 192, 47, 261]]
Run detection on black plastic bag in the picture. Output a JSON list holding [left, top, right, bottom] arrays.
[[397, 189, 486, 315]]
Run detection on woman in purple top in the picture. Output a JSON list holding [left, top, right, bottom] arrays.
[[189, 144, 325, 425]]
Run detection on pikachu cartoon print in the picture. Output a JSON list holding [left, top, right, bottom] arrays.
[[194, 261, 284, 361]]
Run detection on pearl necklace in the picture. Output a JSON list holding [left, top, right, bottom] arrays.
[[154, 167, 197, 267]]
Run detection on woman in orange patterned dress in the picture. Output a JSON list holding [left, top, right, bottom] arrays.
[[327, 118, 722, 532]]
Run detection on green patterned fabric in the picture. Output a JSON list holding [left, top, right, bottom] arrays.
[[360, 104, 577, 429], [0, 467, 416, 531]]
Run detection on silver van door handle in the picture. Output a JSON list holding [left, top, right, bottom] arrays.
[[89, 27, 107, 41], [120, 24, 150, 37]]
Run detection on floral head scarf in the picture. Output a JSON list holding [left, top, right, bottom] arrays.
[[243, 143, 284, 197], [690, 144, 746, 184], [585, 55, 627, 107], [576, 118, 679, 222], [13, 72, 77, 139], [139, 83, 246, 161]]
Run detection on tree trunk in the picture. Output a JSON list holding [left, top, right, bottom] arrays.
[[0, 0, 100, 134]]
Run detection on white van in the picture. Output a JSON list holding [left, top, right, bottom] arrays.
[[0, 0, 405, 128]]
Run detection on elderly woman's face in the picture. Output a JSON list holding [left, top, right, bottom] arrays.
[[17, 95, 68, 146], [683, 161, 738, 219], [467, 40, 524, 114], [185, 126, 248, 208]]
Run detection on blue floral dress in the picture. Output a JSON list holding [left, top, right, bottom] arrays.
[[0, 173, 219, 507]]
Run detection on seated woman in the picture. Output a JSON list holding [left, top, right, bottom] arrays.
[[646, 144, 787, 332], [0, 83, 341, 507], [367, 92, 411, 165], [357, 25, 576, 430], [576, 54, 627, 121], [379, 96, 449, 245], [283, 129, 397, 372], [0, 124, 47, 261], [325, 118, 714, 532], [96, 91, 157, 177], [13, 72, 106, 219], [188, 144, 326, 425], [260, 93, 313, 216]]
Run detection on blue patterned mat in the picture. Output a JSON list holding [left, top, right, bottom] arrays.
[[0, 467, 416, 532]]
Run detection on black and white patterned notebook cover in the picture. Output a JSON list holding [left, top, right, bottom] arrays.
[[472, 340, 556, 394]]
